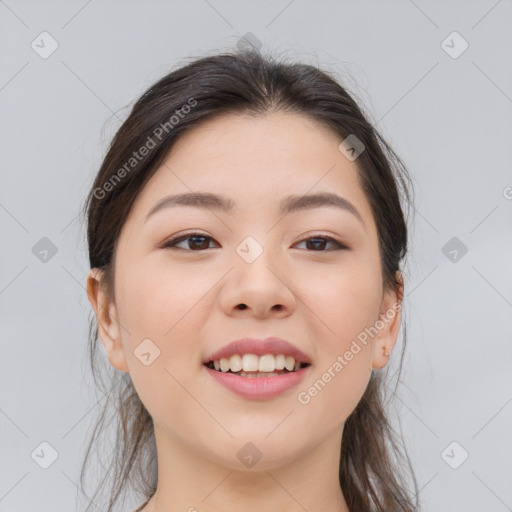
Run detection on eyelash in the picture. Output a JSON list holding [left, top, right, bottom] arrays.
[[161, 232, 348, 252]]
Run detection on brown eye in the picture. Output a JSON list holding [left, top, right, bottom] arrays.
[[163, 234, 219, 251], [295, 236, 347, 251]]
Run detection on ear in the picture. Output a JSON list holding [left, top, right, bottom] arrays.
[[371, 271, 404, 370], [86, 268, 129, 372]]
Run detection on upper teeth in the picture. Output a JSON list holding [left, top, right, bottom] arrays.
[[212, 354, 302, 373]]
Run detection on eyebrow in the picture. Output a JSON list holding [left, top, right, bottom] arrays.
[[144, 191, 364, 226]]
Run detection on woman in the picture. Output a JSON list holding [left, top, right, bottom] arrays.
[[82, 49, 418, 512]]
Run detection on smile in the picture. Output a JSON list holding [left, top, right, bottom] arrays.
[[203, 355, 311, 400], [205, 353, 311, 375]]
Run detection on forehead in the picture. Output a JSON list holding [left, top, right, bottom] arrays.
[[126, 112, 375, 227], [167, 111, 344, 176]]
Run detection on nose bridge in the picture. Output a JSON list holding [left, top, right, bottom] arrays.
[[235, 234, 270, 266], [221, 234, 295, 316], [235, 234, 282, 288]]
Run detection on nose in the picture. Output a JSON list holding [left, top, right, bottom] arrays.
[[219, 248, 296, 319]]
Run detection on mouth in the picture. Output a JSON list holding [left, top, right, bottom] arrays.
[[204, 354, 311, 378], [203, 355, 312, 400], [203, 336, 312, 378]]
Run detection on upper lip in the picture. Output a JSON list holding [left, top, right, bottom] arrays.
[[204, 337, 312, 365]]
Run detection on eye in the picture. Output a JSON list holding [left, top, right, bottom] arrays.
[[294, 235, 348, 252], [162, 233, 219, 251], [161, 233, 348, 252]]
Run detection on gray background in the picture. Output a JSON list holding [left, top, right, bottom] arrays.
[[1, 1, 511, 511]]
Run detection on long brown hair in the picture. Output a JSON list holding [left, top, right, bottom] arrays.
[[80, 49, 419, 512]]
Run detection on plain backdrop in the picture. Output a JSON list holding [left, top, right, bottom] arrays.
[[1, 1, 511, 511]]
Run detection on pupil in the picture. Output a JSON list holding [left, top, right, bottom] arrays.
[[189, 236, 209, 250], [306, 238, 326, 250]]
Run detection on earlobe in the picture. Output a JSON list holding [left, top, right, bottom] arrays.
[[86, 269, 129, 373], [370, 273, 404, 371]]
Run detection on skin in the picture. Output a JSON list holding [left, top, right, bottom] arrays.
[[87, 112, 402, 512]]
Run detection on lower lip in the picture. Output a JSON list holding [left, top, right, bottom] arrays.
[[204, 365, 310, 400]]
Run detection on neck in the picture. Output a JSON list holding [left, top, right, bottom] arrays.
[[140, 423, 350, 512]]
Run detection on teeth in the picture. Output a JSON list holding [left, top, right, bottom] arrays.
[[275, 354, 286, 370], [229, 354, 243, 372], [238, 371, 281, 378], [219, 357, 230, 373], [242, 354, 259, 372], [258, 354, 275, 372], [212, 354, 306, 373]]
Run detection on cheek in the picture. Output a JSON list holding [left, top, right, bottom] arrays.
[[293, 256, 382, 419], [114, 258, 212, 379], [117, 257, 210, 338], [114, 262, 211, 420], [296, 253, 383, 340]]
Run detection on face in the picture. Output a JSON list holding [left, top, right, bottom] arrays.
[[87, 112, 401, 470]]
